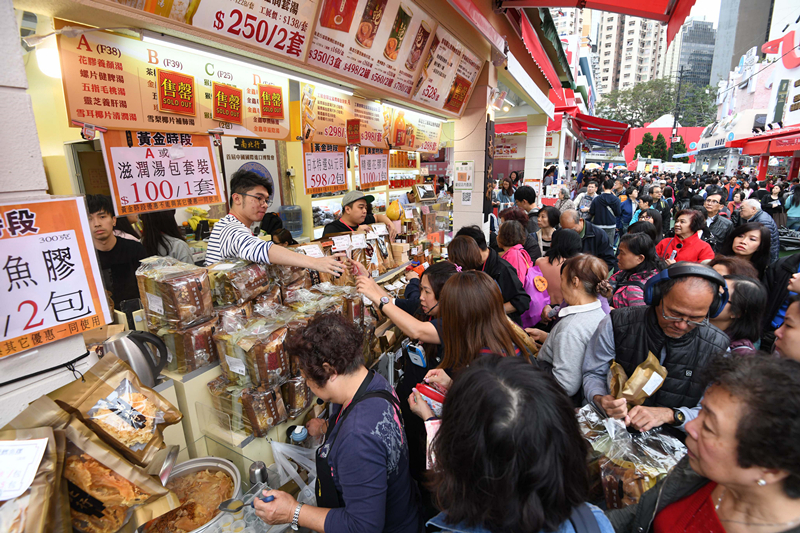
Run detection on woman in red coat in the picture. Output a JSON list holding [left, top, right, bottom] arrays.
[[656, 209, 715, 265]]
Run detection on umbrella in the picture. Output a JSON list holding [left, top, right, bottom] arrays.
[[585, 163, 602, 170], [613, 166, 628, 170]]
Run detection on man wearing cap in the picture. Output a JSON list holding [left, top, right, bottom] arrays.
[[323, 190, 375, 236]]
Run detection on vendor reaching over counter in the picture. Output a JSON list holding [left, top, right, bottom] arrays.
[[322, 191, 397, 239], [205, 170, 344, 277]]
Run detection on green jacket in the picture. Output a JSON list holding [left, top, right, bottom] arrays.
[[606, 456, 800, 533]]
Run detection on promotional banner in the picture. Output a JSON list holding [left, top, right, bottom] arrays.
[[389, 107, 443, 153], [299, 83, 391, 147], [0, 197, 111, 358], [221, 136, 282, 212], [496, 135, 526, 159], [411, 25, 483, 115], [545, 132, 560, 159], [108, 0, 319, 61], [100, 130, 224, 215], [307, 0, 437, 98], [57, 22, 292, 139], [358, 147, 389, 188], [303, 143, 347, 195]]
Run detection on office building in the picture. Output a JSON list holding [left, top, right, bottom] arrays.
[[662, 19, 717, 87], [595, 13, 668, 95], [709, 0, 773, 86]]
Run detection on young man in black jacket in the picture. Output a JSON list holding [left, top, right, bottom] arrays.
[[589, 179, 621, 244], [454, 226, 530, 325], [761, 252, 800, 351]]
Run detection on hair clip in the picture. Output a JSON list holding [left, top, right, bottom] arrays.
[[455, 265, 462, 272]]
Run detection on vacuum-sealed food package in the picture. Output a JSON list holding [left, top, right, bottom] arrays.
[[137, 256, 214, 329], [207, 260, 270, 306], [281, 377, 311, 419], [236, 323, 291, 387], [241, 385, 288, 437], [156, 317, 218, 374]]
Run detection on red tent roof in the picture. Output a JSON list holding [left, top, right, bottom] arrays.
[[520, 12, 563, 102], [496, 122, 528, 134], [727, 126, 800, 155], [571, 113, 631, 151], [501, 0, 697, 45]]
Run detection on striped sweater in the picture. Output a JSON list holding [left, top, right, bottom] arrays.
[[204, 214, 273, 266]]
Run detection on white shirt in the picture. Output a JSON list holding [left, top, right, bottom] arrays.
[[558, 299, 602, 317], [204, 214, 273, 266]]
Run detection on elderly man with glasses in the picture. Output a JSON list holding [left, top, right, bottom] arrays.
[[582, 263, 730, 437], [701, 187, 734, 253]]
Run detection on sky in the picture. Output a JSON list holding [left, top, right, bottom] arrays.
[[688, 0, 722, 28]]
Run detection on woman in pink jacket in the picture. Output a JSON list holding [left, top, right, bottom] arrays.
[[497, 220, 532, 284]]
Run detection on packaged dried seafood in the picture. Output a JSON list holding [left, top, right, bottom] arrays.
[[214, 301, 253, 333], [242, 385, 288, 437], [49, 355, 182, 467], [281, 377, 311, 419], [206, 376, 251, 435], [207, 260, 270, 306], [136, 256, 214, 329], [213, 330, 251, 387], [156, 317, 218, 374], [236, 323, 291, 387]]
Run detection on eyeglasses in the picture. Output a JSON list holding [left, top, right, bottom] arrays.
[[660, 306, 708, 327], [704, 199, 720, 205], [243, 193, 268, 205]]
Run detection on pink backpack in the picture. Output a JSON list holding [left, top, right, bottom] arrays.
[[521, 262, 551, 329]]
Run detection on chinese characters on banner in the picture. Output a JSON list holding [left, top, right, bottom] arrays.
[[56, 22, 291, 139], [303, 143, 347, 195], [411, 25, 483, 115], [307, 0, 436, 97], [157, 69, 196, 116], [100, 130, 224, 215], [212, 82, 244, 124], [258, 84, 284, 119], [495, 135, 526, 160], [347, 119, 361, 144], [299, 83, 390, 148], [221, 136, 283, 212], [358, 147, 389, 187], [390, 107, 443, 152], [188, 0, 319, 61], [0, 198, 110, 359]]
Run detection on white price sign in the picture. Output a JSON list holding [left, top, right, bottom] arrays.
[[359, 150, 389, 188], [303, 146, 346, 195]]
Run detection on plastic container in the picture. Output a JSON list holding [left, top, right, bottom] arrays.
[[280, 205, 304, 238], [219, 515, 235, 532], [290, 425, 309, 447], [232, 520, 246, 533]]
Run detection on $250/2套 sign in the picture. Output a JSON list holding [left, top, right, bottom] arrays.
[[0, 197, 110, 358], [100, 130, 224, 216]]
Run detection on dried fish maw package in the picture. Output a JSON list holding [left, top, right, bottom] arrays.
[[156, 317, 219, 374], [241, 385, 288, 437], [0, 427, 56, 533], [63, 418, 178, 533], [136, 256, 213, 329], [237, 323, 290, 387], [49, 355, 181, 467], [214, 301, 253, 334], [281, 377, 311, 419], [207, 260, 270, 306]]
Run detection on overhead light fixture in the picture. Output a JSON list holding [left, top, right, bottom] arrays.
[[380, 100, 447, 122], [502, 105, 510, 112], [141, 32, 354, 96]]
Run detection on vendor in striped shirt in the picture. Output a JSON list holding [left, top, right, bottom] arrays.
[[205, 170, 344, 277]]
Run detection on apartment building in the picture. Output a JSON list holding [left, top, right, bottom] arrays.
[[595, 13, 667, 95]]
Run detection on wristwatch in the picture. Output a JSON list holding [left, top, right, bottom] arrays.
[[291, 502, 304, 531], [378, 296, 390, 312], [670, 408, 686, 426]]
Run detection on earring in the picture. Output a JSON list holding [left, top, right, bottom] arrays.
[[757, 479, 767, 486]]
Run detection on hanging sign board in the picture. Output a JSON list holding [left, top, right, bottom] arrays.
[[299, 83, 390, 147], [453, 160, 474, 190], [347, 119, 361, 145], [221, 137, 282, 212], [306, 0, 437, 98], [495, 135, 526, 160], [389, 107, 442, 152], [358, 147, 389, 187], [56, 22, 291, 139], [410, 25, 483, 115], [100, 130, 224, 215], [0, 197, 111, 359], [303, 143, 347, 195]]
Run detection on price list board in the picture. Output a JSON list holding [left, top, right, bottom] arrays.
[[358, 147, 389, 188], [0, 198, 111, 358], [303, 143, 347, 195]]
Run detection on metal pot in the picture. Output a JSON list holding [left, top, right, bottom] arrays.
[[165, 457, 242, 533]]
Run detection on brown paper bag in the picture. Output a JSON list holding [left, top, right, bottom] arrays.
[[607, 362, 629, 399], [618, 352, 668, 407], [49, 354, 182, 467]]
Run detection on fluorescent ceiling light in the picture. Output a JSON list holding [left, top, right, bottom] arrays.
[[141, 33, 353, 95], [380, 101, 447, 122], [504, 99, 516, 107]]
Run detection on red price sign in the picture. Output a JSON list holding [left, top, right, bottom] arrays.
[[157, 69, 196, 116], [303, 144, 347, 195], [347, 119, 361, 145], [359, 148, 388, 188]]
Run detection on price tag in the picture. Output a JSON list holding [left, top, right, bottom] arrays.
[[0, 438, 49, 500], [146, 292, 164, 315], [404, 209, 413, 219], [299, 244, 324, 258], [351, 234, 367, 249], [423, 261, 430, 269], [303, 148, 347, 195], [226, 356, 247, 376], [411, 247, 419, 255], [372, 223, 389, 236], [424, 249, 431, 256], [332, 235, 352, 252], [365, 232, 378, 240], [371, 270, 380, 278]]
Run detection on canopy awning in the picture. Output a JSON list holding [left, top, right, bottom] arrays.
[[571, 113, 631, 151], [726, 126, 800, 155], [496, 122, 528, 134], [520, 12, 563, 103], [500, 0, 697, 45]]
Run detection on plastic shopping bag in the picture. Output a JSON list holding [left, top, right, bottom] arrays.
[[270, 441, 317, 505]]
